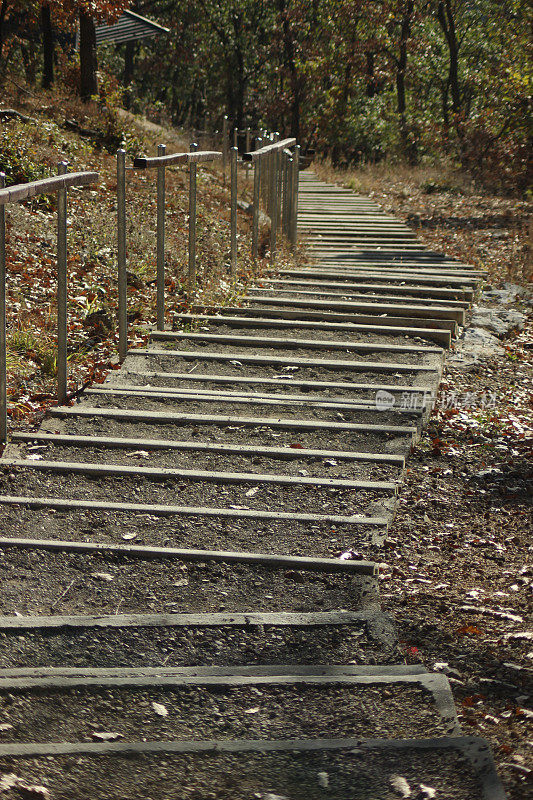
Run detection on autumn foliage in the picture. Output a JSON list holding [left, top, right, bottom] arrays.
[[1, 0, 531, 193]]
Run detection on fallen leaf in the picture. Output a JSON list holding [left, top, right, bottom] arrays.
[[390, 775, 411, 797], [151, 702, 169, 717], [91, 731, 123, 741], [317, 771, 329, 789]]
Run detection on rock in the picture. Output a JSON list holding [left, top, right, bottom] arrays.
[[0, 772, 50, 798], [258, 210, 271, 227], [470, 306, 525, 337], [15, 785, 50, 799], [91, 572, 114, 582], [447, 327, 504, 368], [481, 283, 527, 305], [433, 662, 462, 680]]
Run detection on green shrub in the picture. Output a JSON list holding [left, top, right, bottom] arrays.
[[0, 127, 48, 186]]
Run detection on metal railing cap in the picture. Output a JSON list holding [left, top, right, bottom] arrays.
[[242, 138, 297, 162], [0, 171, 99, 206]]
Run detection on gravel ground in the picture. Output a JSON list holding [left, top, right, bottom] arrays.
[[0, 550, 378, 617], [246, 287, 466, 306], [118, 369, 436, 396], [169, 322, 438, 348], [0, 747, 485, 799], [43, 416, 415, 456], [75, 392, 422, 426], [11, 443, 403, 481], [0, 622, 396, 669], [0, 470, 392, 515], [150, 340, 438, 368], [0, 507, 388, 555], [0, 683, 446, 743], [126, 353, 439, 385]]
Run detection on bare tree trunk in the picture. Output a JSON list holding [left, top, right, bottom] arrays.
[[123, 40, 135, 108], [437, 0, 461, 116], [366, 52, 377, 98], [79, 9, 98, 101], [0, 0, 8, 65], [396, 0, 416, 162], [20, 41, 37, 85], [278, 0, 300, 138], [41, 2, 54, 88]]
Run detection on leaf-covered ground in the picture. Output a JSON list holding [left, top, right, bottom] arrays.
[[1, 87, 301, 436], [316, 161, 532, 799]]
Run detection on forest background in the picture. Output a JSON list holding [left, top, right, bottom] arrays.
[[0, 0, 530, 196]]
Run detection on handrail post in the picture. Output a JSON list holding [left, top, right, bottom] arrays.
[[276, 138, 283, 231], [222, 115, 228, 187], [156, 143, 166, 330], [233, 128, 238, 149], [289, 144, 300, 248], [230, 146, 238, 282], [0, 173, 6, 444], [245, 127, 251, 182], [270, 148, 279, 264], [188, 142, 198, 293], [57, 161, 68, 405], [252, 137, 262, 261], [267, 136, 274, 217], [117, 149, 127, 361], [282, 152, 289, 238]]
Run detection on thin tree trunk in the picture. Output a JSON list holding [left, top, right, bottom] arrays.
[[396, 0, 415, 162], [20, 41, 36, 85], [79, 9, 98, 101], [437, 0, 461, 116], [0, 0, 7, 61], [278, 0, 300, 138], [41, 2, 54, 88], [366, 52, 377, 97], [123, 40, 135, 108]]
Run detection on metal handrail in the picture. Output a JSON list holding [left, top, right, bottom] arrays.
[[117, 147, 224, 355], [243, 138, 300, 261], [0, 129, 301, 443], [0, 166, 100, 442]]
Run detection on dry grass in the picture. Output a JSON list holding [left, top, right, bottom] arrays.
[[314, 158, 532, 286]]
